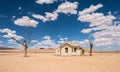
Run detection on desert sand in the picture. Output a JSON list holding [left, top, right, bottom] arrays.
[[0, 52, 120, 72]]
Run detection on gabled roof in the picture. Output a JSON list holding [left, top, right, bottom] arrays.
[[59, 43, 91, 52], [60, 43, 82, 49]]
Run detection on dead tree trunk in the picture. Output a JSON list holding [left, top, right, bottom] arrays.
[[23, 40, 28, 57], [11, 38, 29, 57], [89, 41, 93, 56]]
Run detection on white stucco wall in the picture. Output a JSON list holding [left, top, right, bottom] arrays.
[[61, 46, 72, 56], [72, 49, 81, 56], [55, 46, 85, 56]]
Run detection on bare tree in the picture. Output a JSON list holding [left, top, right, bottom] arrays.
[[11, 36, 29, 57], [89, 41, 93, 56], [12, 16, 38, 57]]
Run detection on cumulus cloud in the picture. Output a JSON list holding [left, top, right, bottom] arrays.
[[81, 28, 92, 34], [32, 14, 48, 22], [17, 44, 24, 48], [0, 28, 16, 34], [78, 13, 116, 27], [57, 37, 68, 44], [68, 39, 89, 47], [45, 12, 58, 21], [41, 39, 55, 46], [41, 36, 57, 47], [94, 38, 113, 46], [2, 33, 23, 40], [32, 12, 58, 22], [14, 16, 38, 27], [78, 4, 116, 35], [36, 0, 55, 4], [93, 24, 120, 46], [0, 28, 23, 40], [1, 28, 24, 48], [79, 4, 103, 15], [78, 4, 115, 33], [33, 1, 78, 22], [31, 35, 59, 48], [8, 39, 17, 44], [78, 3, 120, 48], [56, 2, 78, 14], [43, 35, 51, 40], [31, 40, 39, 43]]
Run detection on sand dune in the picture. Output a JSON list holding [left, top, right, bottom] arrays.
[[0, 53, 120, 72]]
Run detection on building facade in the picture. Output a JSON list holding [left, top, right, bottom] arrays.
[[55, 43, 87, 56]]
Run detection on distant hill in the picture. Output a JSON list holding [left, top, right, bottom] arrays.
[[0, 47, 16, 50]]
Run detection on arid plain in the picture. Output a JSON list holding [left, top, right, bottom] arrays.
[[0, 50, 120, 72]]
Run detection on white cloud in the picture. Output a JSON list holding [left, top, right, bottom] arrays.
[[31, 35, 59, 48], [81, 28, 92, 34], [32, 14, 48, 22], [60, 38, 64, 41], [45, 12, 58, 21], [78, 4, 116, 36], [0, 28, 23, 40], [56, 2, 78, 14], [58, 37, 68, 44], [2, 33, 23, 40], [14, 16, 38, 27], [77, 3, 120, 48], [43, 35, 51, 40], [68, 39, 89, 47], [0, 28, 16, 34], [17, 44, 24, 48], [92, 24, 108, 31], [93, 24, 120, 47], [94, 38, 113, 46], [31, 40, 39, 43], [78, 4, 116, 33], [33, 2, 78, 22], [80, 39, 89, 46], [8, 39, 16, 44], [32, 12, 58, 22], [68, 40, 81, 46], [43, 36, 51, 40], [41, 39, 55, 46], [78, 13, 116, 27], [18, 7, 22, 10], [41, 36, 56, 47], [36, 0, 55, 4], [64, 37, 68, 40], [79, 4, 103, 15]]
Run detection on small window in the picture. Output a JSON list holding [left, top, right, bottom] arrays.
[[74, 48, 77, 52], [65, 47, 68, 53]]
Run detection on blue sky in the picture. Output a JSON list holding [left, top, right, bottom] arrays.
[[0, 0, 120, 51]]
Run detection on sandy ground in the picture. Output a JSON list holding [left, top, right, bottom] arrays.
[[0, 53, 120, 72]]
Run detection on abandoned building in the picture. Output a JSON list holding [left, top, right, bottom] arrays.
[[55, 43, 89, 56]]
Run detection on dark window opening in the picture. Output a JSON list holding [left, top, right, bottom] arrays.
[[65, 48, 68, 53], [74, 48, 77, 52]]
